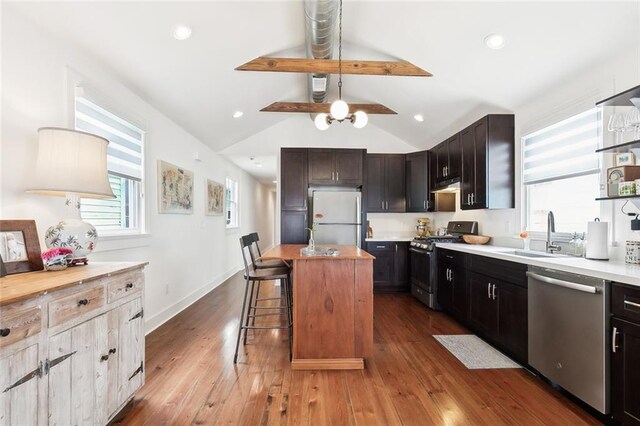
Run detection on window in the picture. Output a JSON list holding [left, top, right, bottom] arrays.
[[225, 178, 239, 228], [523, 109, 600, 234], [75, 97, 145, 233]]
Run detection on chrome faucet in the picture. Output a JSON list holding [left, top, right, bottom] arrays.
[[546, 211, 561, 253]]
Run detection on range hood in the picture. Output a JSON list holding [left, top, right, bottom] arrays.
[[431, 179, 460, 193]]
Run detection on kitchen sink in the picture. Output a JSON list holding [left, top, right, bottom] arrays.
[[500, 250, 569, 259]]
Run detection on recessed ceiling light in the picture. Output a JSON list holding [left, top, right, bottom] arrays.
[[484, 34, 505, 50], [255, 162, 263, 168], [172, 25, 192, 41], [233, 111, 244, 119], [414, 114, 424, 122]]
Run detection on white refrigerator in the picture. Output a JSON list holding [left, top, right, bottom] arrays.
[[311, 190, 362, 246]]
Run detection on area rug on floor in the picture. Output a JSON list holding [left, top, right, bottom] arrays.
[[433, 334, 521, 369]]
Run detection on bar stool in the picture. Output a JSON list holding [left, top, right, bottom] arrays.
[[248, 232, 288, 269], [234, 235, 292, 364]]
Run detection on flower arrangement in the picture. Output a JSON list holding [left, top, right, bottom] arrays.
[[41, 247, 73, 271]]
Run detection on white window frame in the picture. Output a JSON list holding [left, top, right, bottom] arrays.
[[521, 108, 601, 241], [225, 177, 239, 229], [70, 79, 147, 237]]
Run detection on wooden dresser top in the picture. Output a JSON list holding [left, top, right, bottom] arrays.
[[0, 262, 148, 307]]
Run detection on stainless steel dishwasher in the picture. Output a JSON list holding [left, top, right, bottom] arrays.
[[527, 266, 609, 414]]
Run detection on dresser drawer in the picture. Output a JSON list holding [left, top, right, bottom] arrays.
[[612, 283, 640, 323], [49, 285, 105, 327], [0, 307, 41, 348], [437, 248, 466, 267], [106, 270, 143, 303]]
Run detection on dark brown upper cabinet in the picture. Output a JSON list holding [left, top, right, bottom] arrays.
[[308, 149, 364, 186], [434, 134, 461, 184], [406, 151, 434, 212], [281, 148, 308, 211], [366, 154, 406, 213], [460, 114, 515, 210], [280, 148, 309, 244]]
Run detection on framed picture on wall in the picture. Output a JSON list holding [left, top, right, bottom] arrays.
[[205, 179, 224, 216], [0, 220, 44, 275], [157, 160, 194, 214]]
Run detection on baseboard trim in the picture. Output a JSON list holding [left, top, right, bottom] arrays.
[[144, 265, 243, 335]]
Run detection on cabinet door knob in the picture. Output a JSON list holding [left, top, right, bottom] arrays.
[[77, 299, 89, 307], [100, 354, 109, 362], [0, 328, 10, 337], [125, 282, 134, 290], [109, 348, 117, 355]]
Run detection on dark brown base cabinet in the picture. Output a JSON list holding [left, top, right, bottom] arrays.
[[436, 249, 528, 364], [367, 241, 409, 293], [611, 283, 640, 425]]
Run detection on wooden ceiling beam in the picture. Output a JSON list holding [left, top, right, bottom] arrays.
[[260, 102, 397, 115], [236, 57, 432, 77]]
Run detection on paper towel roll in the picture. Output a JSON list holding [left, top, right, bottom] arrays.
[[586, 219, 609, 260]]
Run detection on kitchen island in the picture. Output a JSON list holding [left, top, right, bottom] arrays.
[[261, 244, 374, 370]]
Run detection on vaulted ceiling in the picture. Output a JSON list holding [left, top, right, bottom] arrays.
[[6, 1, 640, 161]]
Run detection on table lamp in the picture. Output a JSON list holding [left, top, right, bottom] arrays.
[[27, 127, 115, 265]]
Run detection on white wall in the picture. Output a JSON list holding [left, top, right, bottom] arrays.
[[1, 8, 274, 333]]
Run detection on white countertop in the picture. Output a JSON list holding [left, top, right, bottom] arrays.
[[365, 236, 414, 242], [436, 243, 640, 287]]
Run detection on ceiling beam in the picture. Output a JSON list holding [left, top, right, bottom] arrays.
[[236, 57, 432, 77], [260, 102, 397, 115]]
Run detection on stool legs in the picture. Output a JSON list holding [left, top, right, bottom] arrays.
[[233, 277, 252, 364]]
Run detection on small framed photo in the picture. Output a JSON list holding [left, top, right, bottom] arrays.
[[616, 152, 636, 167], [205, 179, 224, 216], [0, 220, 44, 275]]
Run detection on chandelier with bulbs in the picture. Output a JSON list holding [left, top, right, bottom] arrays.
[[314, 0, 368, 131]]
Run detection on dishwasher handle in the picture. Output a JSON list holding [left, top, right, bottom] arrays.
[[526, 271, 598, 294]]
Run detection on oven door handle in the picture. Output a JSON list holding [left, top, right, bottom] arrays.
[[409, 247, 429, 255]]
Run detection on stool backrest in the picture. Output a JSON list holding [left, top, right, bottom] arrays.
[[249, 232, 262, 256], [239, 234, 255, 275]]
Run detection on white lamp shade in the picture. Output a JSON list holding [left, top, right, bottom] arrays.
[[330, 100, 349, 120], [353, 111, 368, 129], [315, 113, 330, 131], [27, 127, 115, 199]]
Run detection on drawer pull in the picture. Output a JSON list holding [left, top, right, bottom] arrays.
[[445, 255, 453, 259], [612, 327, 619, 353], [376, 245, 386, 249], [125, 282, 134, 290], [77, 299, 89, 307], [624, 300, 640, 309], [100, 354, 109, 362], [0, 328, 10, 337], [109, 348, 117, 355], [128, 362, 144, 381]]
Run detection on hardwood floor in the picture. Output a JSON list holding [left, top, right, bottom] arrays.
[[117, 273, 600, 425]]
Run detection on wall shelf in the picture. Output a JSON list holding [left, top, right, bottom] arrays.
[[596, 195, 640, 201], [597, 84, 640, 107], [596, 139, 640, 154]]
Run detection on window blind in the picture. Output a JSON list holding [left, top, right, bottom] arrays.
[[523, 109, 599, 185], [75, 97, 144, 181]]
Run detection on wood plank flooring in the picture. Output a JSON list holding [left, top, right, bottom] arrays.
[[117, 273, 600, 425]]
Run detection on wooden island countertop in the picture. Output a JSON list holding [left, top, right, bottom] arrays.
[[261, 244, 374, 370], [261, 244, 375, 261]]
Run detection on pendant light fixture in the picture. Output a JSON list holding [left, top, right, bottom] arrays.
[[315, 0, 368, 131]]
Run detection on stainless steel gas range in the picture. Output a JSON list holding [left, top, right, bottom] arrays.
[[409, 221, 478, 309]]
